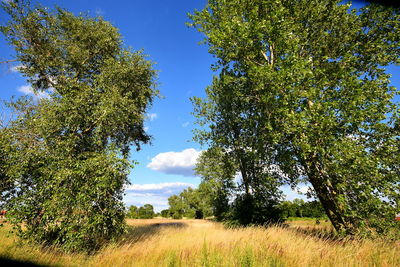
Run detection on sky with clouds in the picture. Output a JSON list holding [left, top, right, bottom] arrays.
[[1, 0, 399, 211]]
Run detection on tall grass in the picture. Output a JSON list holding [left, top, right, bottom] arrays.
[[0, 219, 398, 266]]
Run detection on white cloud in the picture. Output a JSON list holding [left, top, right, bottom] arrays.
[[135, 200, 169, 207], [147, 148, 201, 176], [124, 182, 194, 212], [17, 85, 33, 94], [182, 122, 189, 128], [95, 8, 104, 16], [297, 185, 310, 194], [147, 113, 158, 121], [234, 172, 242, 184], [17, 85, 50, 99], [281, 183, 315, 201], [126, 182, 193, 191]]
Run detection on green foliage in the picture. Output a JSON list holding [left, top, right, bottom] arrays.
[[230, 194, 284, 225], [126, 205, 139, 219], [193, 122, 284, 224], [190, 0, 400, 236], [138, 204, 155, 219], [195, 148, 236, 221], [167, 187, 213, 219], [126, 204, 155, 219], [160, 209, 170, 218], [279, 199, 326, 219], [0, 1, 157, 252], [168, 195, 184, 219]]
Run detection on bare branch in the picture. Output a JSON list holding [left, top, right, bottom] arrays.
[[260, 50, 269, 63], [0, 58, 18, 64], [270, 43, 274, 66]]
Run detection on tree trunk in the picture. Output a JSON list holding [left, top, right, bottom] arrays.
[[304, 156, 355, 234], [238, 157, 250, 196]]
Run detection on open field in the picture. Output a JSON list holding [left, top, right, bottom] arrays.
[[0, 218, 399, 267]]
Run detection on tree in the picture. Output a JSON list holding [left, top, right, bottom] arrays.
[[160, 209, 170, 218], [165, 187, 211, 219], [167, 187, 212, 219], [302, 200, 325, 218], [279, 201, 297, 219], [195, 148, 236, 221], [0, 102, 14, 200], [168, 195, 185, 219], [0, 1, 157, 251], [195, 147, 284, 224], [186, 187, 214, 219], [190, 0, 399, 235], [138, 204, 155, 219], [190, 22, 286, 225], [127, 205, 139, 219]]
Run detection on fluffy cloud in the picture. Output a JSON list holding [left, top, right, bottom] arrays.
[[124, 182, 194, 212], [126, 182, 193, 193], [17, 85, 50, 99], [147, 148, 201, 176], [297, 185, 311, 194], [147, 113, 158, 121]]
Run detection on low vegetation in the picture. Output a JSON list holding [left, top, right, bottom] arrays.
[[0, 219, 399, 267]]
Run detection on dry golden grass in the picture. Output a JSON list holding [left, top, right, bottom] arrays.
[[0, 219, 399, 266]]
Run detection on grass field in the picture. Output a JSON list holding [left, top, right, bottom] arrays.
[[0, 218, 399, 266]]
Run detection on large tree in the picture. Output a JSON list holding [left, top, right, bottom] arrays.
[[190, 0, 399, 235], [192, 72, 285, 225], [0, 1, 157, 251]]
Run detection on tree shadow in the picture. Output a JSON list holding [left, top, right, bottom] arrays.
[[0, 258, 48, 267], [119, 222, 188, 245], [285, 225, 346, 242]]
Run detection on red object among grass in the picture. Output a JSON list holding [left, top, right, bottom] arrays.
[[396, 214, 400, 221]]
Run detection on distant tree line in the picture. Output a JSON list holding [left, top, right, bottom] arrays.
[[279, 199, 326, 219], [161, 184, 326, 222], [126, 204, 155, 219]]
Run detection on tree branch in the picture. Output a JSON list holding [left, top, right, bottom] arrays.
[[0, 58, 18, 64]]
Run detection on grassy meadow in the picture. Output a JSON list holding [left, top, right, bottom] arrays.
[[0, 218, 399, 267]]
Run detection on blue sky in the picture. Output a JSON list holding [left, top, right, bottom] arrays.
[[0, 0, 399, 211]]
